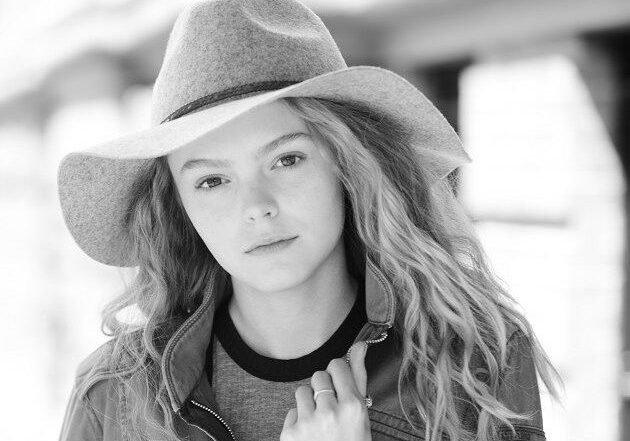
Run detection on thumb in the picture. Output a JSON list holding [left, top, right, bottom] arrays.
[[348, 341, 368, 397]]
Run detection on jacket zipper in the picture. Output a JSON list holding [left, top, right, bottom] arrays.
[[185, 329, 389, 441], [345, 329, 389, 366], [189, 398, 237, 441], [366, 330, 389, 345], [352, 329, 389, 353]]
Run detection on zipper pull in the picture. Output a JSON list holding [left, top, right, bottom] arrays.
[[365, 330, 389, 345], [345, 329, 389, 364]]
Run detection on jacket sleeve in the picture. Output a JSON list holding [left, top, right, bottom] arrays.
[[58, 383, 103, 441], [496, 329, 547, 441]]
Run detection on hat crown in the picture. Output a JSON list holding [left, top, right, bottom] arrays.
[[150, 0, 347, 125]]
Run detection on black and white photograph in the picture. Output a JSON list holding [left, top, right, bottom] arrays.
[[2, 0, 629, 440]]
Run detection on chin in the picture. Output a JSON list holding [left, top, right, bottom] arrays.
[[242, 261, 311, 291]]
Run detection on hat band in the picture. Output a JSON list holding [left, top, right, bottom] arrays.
[[160, 80, 301, 124]]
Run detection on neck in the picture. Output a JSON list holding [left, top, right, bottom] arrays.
[[226, 245, 358, 360]]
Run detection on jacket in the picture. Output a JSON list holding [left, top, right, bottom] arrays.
[[58, 256, 546, 441]]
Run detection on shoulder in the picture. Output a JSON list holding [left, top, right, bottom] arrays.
[[74, 339, 117, 386], [498, 323, 546, 438], [71, 339, 125, 424], [503, 322, 537, 369], [72, 335, 141, 413], [74, 328, 147, 390], [60, 339, 122, 440]]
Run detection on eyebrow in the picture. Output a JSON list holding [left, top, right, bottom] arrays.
[[179, 131, 311, 175]]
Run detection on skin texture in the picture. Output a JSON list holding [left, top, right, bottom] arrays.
[[166, 99, 358, 361]]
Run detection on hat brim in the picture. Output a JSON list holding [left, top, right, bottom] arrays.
[[57, 65, 471, 267]]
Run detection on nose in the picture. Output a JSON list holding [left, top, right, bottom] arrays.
[[242, 182, 278, 223]]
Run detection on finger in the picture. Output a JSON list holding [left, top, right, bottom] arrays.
[[348, 341, 368, 397], [310, 370, 336, 411], [294, 385, 315, 418], [283, 407, 298, 429], [326, 357, 359, 400]]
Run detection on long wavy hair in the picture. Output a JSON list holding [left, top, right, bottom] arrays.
[[77, 96, 564, 441]]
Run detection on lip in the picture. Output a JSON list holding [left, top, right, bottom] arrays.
[[245, 235, 299, 253], [247, 236, 298, 256]]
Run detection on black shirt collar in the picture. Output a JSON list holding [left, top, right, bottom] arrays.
[[210, 277, 367, 382]]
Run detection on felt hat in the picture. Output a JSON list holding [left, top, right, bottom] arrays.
[[57, 0, 472, 268]]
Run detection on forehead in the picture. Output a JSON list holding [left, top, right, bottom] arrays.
[[168, 99, 309, 162]]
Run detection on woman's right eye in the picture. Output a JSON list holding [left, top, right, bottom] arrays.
[[196, 176, 225, 190]]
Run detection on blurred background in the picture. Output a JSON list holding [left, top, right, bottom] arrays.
[[1, 0, 629, 439]]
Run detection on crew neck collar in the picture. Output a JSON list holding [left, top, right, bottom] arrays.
[[210, 277, 367, 382]]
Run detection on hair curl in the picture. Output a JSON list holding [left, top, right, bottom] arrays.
[[77, 96, 564, 441]]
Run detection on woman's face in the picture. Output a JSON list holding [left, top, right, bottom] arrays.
[[166, 99, 346, 292]]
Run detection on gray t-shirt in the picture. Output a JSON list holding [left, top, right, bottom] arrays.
[[209, 279, 367, 441]]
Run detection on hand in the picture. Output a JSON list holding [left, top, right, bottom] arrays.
[[280, 341, 372, 441]]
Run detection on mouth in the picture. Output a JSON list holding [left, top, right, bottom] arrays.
[[246, 236, 298, 254]]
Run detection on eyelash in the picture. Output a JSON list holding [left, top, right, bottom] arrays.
[[195, 153, 305, 191]]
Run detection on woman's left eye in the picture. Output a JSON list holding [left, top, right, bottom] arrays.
[[273, 153, 304, 169]]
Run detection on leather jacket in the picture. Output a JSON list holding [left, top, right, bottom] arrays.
[[58, 257, 546, 441]]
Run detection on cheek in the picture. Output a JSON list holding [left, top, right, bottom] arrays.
[[181, 199, 233, 252], [296, 173, 344, 229]]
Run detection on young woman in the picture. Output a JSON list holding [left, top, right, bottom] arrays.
[[57, 1, 564, 441]]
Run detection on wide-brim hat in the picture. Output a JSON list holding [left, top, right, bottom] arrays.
[[57, 0, 472, 268]]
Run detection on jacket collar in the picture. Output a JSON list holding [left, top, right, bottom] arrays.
[[160, 252, 395, 412]]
